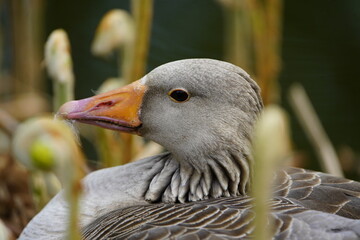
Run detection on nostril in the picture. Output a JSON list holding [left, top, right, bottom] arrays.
[[95, 101, 115, 109]]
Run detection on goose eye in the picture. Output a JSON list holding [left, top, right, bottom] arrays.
[[168, 89, 190, 103]]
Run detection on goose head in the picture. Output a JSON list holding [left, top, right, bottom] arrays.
[[58, 59, 263, 201]]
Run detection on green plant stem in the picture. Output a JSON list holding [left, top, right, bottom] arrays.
[[98, 129, 123, 167], [252, 128, 272, 240], [53, 81, 74, 111], [224, 1, 253, 73], [129, 0, 153, 81], [251, 154, 272, 240], [248, 0, 282, 104], [66, 182, 82, 240], [120, 42, 133, 85], [118, 0, 153, 163], [30, 171, 49, 211]]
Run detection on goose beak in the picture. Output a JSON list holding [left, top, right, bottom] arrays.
[[57, 80, 147, 134]]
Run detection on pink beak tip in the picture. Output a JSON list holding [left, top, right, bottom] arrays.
[[57, 99, 90, 119]]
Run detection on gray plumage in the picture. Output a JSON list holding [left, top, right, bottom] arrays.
[[83, 167, 360, 240], [20, 59, 360, 240]]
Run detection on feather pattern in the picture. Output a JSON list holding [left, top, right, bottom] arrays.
[[83, 167, 360, 239], [143, 150, 252, 203]]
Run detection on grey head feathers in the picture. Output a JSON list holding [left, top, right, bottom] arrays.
[[139, 59, 263, 203]]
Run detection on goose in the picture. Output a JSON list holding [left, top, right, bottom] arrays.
[[20, 59, 360, 239]]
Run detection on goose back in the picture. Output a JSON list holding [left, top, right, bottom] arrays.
[[83, 167, 360, 239]]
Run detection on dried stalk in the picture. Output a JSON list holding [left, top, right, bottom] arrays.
[[11, 0, 44, 95], [220, 0, 282, 105], [289, 84, 343, 177]]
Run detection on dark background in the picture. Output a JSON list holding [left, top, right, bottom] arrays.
[[46, 0, 360, 176]]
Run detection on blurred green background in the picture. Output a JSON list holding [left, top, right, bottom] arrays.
[[1, 0, 359, 175], [1, 0, 360, 238], [48, 0, 360, 175]]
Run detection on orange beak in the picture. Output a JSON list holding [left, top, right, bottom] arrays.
[[57, 80, 147, 134]]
